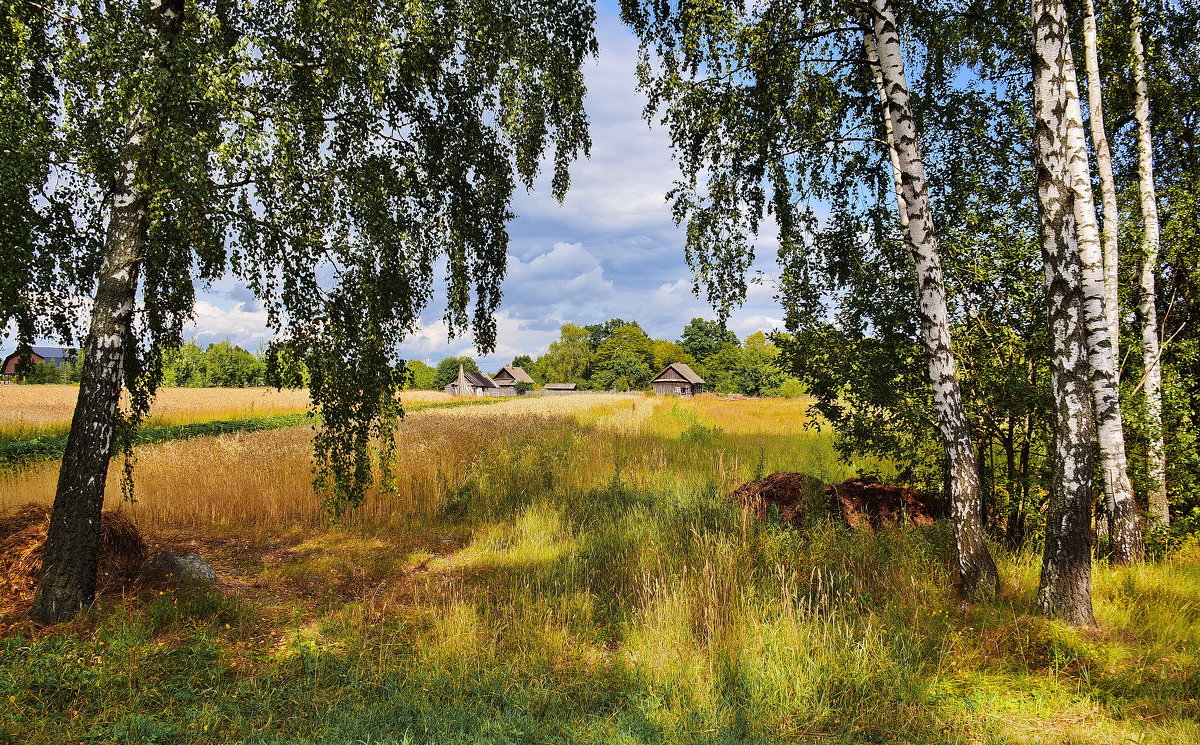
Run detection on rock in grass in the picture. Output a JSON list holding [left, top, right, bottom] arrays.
[[138, 551, 217, 586]]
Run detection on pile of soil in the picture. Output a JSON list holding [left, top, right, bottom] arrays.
[[0, 503, 148, 615], [729, 473, 946, 530], [729, 472, 827, 526], [827, 477, 947, 530]]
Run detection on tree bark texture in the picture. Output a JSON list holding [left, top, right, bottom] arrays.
[[1032, 0, 1098, 627], [30, 0, 185, 625], [868, 0, 999, 598], [1131, 9, 1168, 527], [1082, 0, 1121, 366], [1044, 0, 1143, 563]]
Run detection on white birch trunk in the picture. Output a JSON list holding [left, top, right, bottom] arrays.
[[1082, 0, 1121, 366], [1131, 9, 1169, 527], [1055, 0, 1144, 563], [1032, 0, 1097, 627], [868, 0, 998, 598]]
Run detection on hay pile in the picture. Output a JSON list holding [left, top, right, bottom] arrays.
[[730, 473, 946, 531], [0, 503, 148, 615]]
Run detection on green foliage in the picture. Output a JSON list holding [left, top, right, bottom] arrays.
[[435, 357, 480, 391], [590, 324, 655, 391], [21, 360, 62, 384], [649, 339, 693, 373], [405, 360, 438, 391], [678, 317, 738, 362], [583, 318, 637, 350], [510, 354, 534, 370], [161, 341, 265, 388], [533, 323, 592, 387]]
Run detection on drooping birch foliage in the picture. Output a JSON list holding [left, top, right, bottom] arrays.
[[4, 0, 597, 623]]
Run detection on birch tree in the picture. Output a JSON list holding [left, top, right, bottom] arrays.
[[1081, 0, 1121, 364], [8, 0, 597, 624], [1057, 4, 1144, 563], [1131, 6, 1169, 527], [1031, 0, 1098, 625], [863, 0, 997, 596]]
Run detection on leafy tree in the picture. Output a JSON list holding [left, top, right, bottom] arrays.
[[435, 357, 481, 391], [534, 324, 592, 386], [23, 361, 63, 384], [511, 354, 534, 370], [650, 339, 693, 373], [11, 0, 597, 623], [584, 318, 638, 351], [405, 361, 438, 391], [591, 324, 655, 390], [202, 341, 263, 387], [678, 318, 738, 363], [162, 342, 207, 387]]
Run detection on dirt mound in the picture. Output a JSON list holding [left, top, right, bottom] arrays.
[[0, 503, 148, 615], [729, 472, 828, 526], [730, 473, 945, 530], [827, 477, 946, 529]]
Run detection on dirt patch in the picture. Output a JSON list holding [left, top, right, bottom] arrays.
[[0, 503, 148, 616], [730, 473, 945, 530]]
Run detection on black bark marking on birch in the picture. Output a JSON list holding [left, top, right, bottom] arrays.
[[867, 0, 997, 598]]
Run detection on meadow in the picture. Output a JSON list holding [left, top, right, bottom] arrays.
[[0, 392, 1197, 744]]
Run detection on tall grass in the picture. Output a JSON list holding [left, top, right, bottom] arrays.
[[1, 393, 1197, 744]]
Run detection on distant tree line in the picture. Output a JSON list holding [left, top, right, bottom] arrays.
[[412, 318, 805, 397]]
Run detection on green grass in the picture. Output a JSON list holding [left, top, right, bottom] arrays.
[[1, 398, 1197, 744]]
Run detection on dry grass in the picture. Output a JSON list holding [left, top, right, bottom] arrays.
[[0, 385, 456, 443], [0, 393, 643, 531], [0, 503, 147, 615]]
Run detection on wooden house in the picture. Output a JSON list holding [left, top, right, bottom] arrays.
[[492, 365, 535, 395], [651, 362, 705, 397], [444, 365, 501, 396], [2, 346, 76, 376], [543, 383, 577, 395]]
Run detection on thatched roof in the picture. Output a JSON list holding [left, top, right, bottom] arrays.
[[495, 365, 535, 384], [652, 362, 705, 385]]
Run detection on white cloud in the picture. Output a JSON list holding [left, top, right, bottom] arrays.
[[186, 301, 272, 346]]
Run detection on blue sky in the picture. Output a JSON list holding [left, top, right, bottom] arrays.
[[8, 4, 788, 373]]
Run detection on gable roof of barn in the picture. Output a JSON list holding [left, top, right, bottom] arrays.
[[652, 362, 705, 385], [495, 365, 534, 384]]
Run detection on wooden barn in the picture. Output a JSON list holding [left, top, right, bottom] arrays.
[[444, 365, 501, 396], [492, 365, 534, 395], [2, 346, 76, 376], [543, 383, 577, 395], [651, 362, 705, 397]]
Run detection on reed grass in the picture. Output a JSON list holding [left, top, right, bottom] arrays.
[[0, 392, 1196, 745]]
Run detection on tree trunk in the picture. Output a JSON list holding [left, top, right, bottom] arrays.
[[1050, 0, 1144, 564], [1082, 0, 1121, 367], [30, 0, 185, 625], [1131, 9, 1169, 528], [866, 0, 999, 598], [1032, 0, 1097, 627]]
